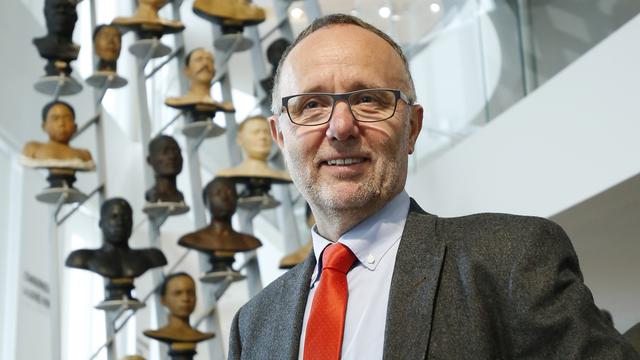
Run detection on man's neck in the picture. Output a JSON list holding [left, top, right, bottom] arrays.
[[313, 191, 402, 242]]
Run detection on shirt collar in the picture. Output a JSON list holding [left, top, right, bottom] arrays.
[[309, 191, 410, 283]]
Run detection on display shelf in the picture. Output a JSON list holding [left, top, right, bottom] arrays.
[[33, 74, 83, 97], [129, 38, 171, 59], [85, 72, 128, 89]]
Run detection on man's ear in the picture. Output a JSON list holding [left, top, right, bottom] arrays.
[[407, 104, 423, 155], [269, 115, 284, 150]]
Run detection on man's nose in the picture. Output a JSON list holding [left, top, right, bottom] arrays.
[[326, 101, 359, 141]]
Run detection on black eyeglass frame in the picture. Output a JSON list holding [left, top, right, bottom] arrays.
[[280, 88, 414, 126]]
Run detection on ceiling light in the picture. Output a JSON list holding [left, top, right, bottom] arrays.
[[290, 7, 304, 19], [378, 6, 391, 18], [430, 3, 441, 13], [350, 9, 359, 16]]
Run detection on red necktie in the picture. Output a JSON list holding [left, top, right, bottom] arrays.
[[304, 243, 357, 360]]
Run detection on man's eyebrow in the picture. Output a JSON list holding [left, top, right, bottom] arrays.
[[298, 81, 386, 94]]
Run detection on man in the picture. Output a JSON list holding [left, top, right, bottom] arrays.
[[228, 14, 638, 359]]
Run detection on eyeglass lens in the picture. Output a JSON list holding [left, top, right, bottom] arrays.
[[287, 89, 397, 125]]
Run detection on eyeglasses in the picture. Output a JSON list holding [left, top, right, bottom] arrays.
[[281, 88, 413, 126]]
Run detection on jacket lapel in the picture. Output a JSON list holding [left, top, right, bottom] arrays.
[[273, 251, 316, 359], [383, 199, 446, 360]]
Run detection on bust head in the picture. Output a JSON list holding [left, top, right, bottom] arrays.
[[44, 0, 77, 39], [184, 48, 215, 86], [93, 25, 121, 63], [139, 0, 166, 9], [266, 38, 290, 67], [41, 100, 76, 144], [147, 135, 183, 176], [203, 177, 237, 220], [237, 116, 272, 161], [99, 198, 133, 246], [160, 272, 196, 320]]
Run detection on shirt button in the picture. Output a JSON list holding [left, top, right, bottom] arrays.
[[366, 254, 375, 264]]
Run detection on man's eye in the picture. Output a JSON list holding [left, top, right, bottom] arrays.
[[303, 101, 320, 110]]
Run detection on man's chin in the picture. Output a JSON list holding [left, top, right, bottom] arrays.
[[315, 187, 377, 211]]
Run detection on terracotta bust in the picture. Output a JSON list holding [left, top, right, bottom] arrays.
[[144, 273, 214, 345], [192, 0, 266, 27], [93, 25, 122, 73], [178, 177, 261, 272], [112, 0, 184, 38], [164, 48, 234, 115], [65, 198, 167, 301], [217, 116, 290, 181], [32, 0, 80, 76], [22, 101, 95, 177], [145, 135, 185, 203]]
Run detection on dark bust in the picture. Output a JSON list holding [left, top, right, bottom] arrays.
[[178, 177, 261, 259], [145, 135, 185, 203], [93, 24, 122, 73], [32, 0, 80, 76], [260, 38, 290, 98], [65, 198, 167, 279]]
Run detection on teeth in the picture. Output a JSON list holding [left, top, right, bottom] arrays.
[[326, 158, 364, 166]]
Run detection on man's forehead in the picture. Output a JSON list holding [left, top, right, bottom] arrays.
[[281, 24, 405, 93]]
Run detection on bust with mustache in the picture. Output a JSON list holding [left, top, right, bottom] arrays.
[[165, 48, 234, 115]]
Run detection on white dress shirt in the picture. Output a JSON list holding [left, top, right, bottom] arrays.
[[298, 191, 410, 360]]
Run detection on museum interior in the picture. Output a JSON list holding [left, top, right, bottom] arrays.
[[0, 0, 639, 359]]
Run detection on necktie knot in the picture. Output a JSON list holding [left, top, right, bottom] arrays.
[[322, 243, 356, 274]]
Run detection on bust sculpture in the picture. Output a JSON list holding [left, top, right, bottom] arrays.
[[65, 198, 167, 304], [32, 0, 80, 76], [22, 101, 95, 188], [112, 0, 184, 39], [279, 204, 314, 269], [178, 177, 261, 274], [93, 24, 122, 73], [145, 135, 185, 203], [260, 38, 290, 100], [217, 116, 290, 181], [144, 272, 214, 359], [165, 48, 234, 116], [192, 0, 266, 27], [625, 322, 640, 353]]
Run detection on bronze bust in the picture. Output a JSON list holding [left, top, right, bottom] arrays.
[[93, 24, 122, 73], [32, 0, 80, 76], [178, 177, 261, 274], [260, 38, 290, 100], [146, 135, 185, 204], [65, 198, 167, 303]]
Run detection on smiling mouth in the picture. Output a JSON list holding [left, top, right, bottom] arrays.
[[325, 158, 366, 166]]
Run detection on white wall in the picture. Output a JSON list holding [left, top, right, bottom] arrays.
[[407, 13, 640, 331]]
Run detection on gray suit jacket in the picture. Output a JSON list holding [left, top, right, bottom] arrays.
[[229, 200, 638, 359]]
